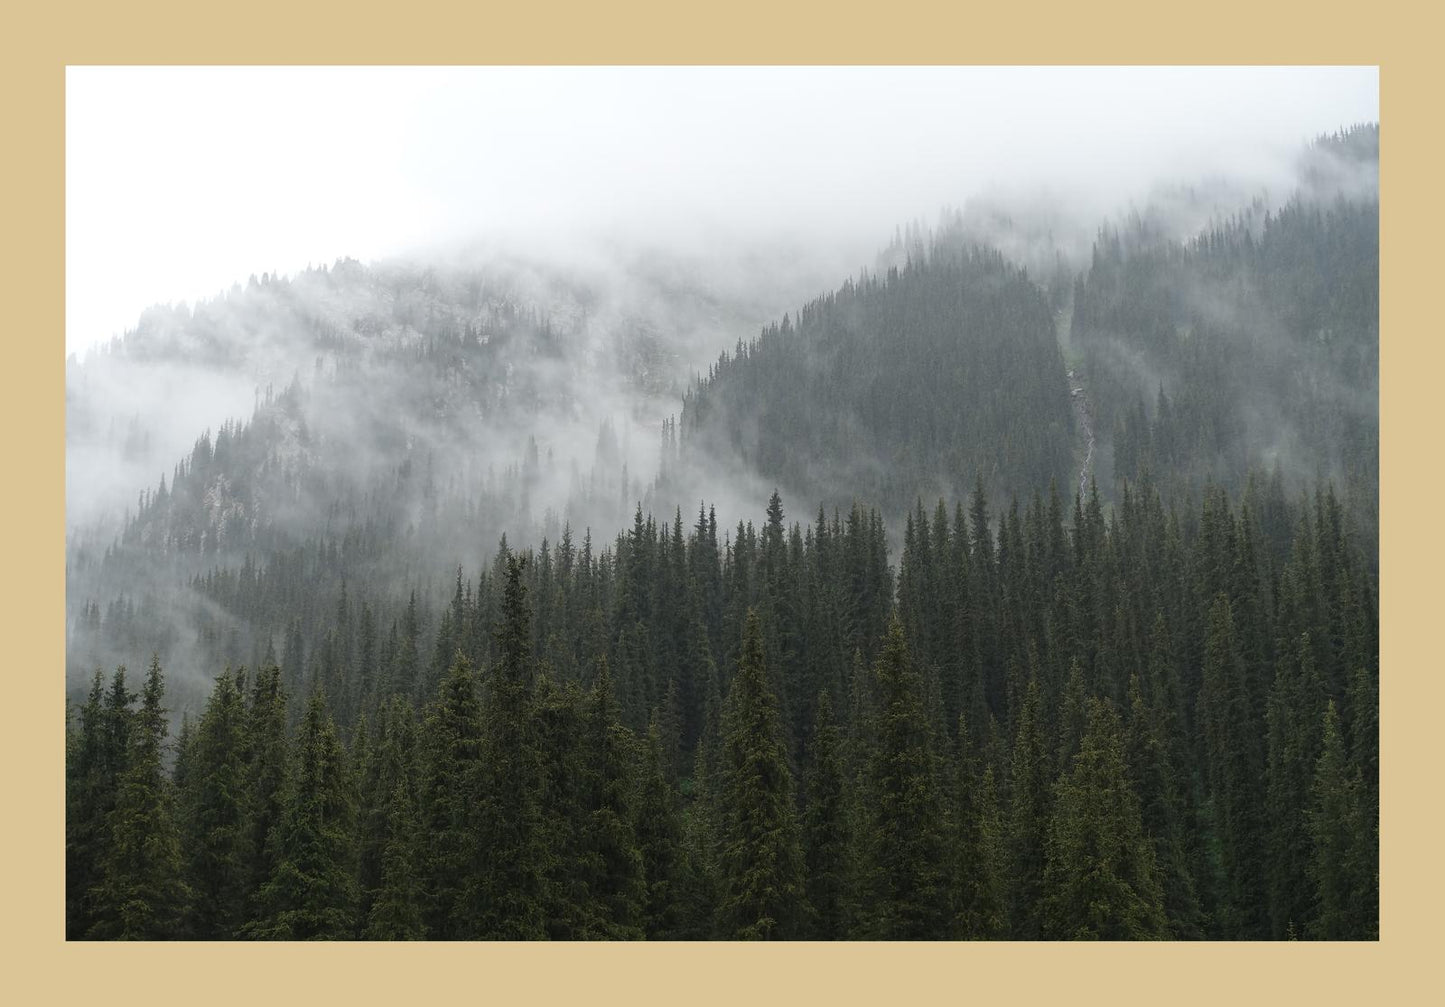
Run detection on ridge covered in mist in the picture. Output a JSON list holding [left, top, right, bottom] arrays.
[[65, 119, 1379, 943]]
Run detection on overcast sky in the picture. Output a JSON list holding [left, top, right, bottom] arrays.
[[65, 66, 1378, 356]]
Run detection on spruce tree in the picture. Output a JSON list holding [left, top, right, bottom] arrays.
[[803, 690, 852, 938], [1124, 675, 1203, 938], [417, 652, 482, 938], [952, 710, 1005, 938], [1264, 634, 1326, 938], [1043, 698, 1167, 939], [242, 662, 289, 921], [468, 555, 551, 938], [67, 669, 132, 938], [89, 656, 190, 939], [863, 614, 951, 938], [1307, 701, 1372, 939], [180, 667, 252, 937], [715, 609, 807, 939], [1006, 677, 1052, 939], [364, 779, 425, 940], [244, 690, 358, 940], [636, 713, 686, 939], [1198, 594, 1268, 937], [578, 659, 646, 939]]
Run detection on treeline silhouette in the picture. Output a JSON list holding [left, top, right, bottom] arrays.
[[67, 479, 1377, 939]]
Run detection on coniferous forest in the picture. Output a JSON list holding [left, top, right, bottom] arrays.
[[65, 121, 1379, 941]]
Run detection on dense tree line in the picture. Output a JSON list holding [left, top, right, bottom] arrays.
[[65, 124, 1379, 941], [68, 478, 1377, 939], [1073, 126, 1378, 551], [673, 247, 1075, 521]]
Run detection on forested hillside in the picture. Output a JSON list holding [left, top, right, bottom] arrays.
[[67, 481, 1378, 939], [65, 123, 1379, 941], [672, 248, 1075, 520], [1073, 125, 1378, 546]]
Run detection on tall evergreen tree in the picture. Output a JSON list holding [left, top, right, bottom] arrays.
[[1307, 702, 1373, 939], [803, 690, 852, 939], [578, 659, 646, 938], [715, 610, 807, 939], [636, 714, 687, 938], [89, 656, 190, 939], [67, 668, 133, 939], [416, 652, 481, 938], [952, 710, 1005, 938], [1198, 594, 1268, 938], [242, 662, 289, 920], [863, 615, 951, 938], [180, 667, 251, 937], [364, 779, 425, 939], [468, 555, 551, 938], [1043, 698, 1168, 939], [244, 690, 358, 940], [1006, 677, 1052, 939]]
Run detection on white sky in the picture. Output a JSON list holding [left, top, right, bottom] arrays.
[[65, 66, 1379, 356]]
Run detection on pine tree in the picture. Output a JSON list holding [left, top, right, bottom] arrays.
[[635, 714, 686, 938], [364, 779, 425, 939], [1006, 677, 1052, 939], [1198, 593, 1269, 937], [67, 669, 132, 938], [532, 673, 591, 939], [1124, 675, 1202, 938], [578, 659, 646, 938], [89, 656, 190, 939], [468, 555, 551, 939], [1043, 698, 1167, 939], [1264, 634, 1326, 938], [952, 710, 1005, 938], [715, 610, 807, 939], [417, 652, 482, 938], [1307, 701, 1372, 939], [180, 667, 252, 937], [244, 690, 358, 940], [242, 662, 289, 921], [863, 615, 951, 938], [803, 690, 852, 938]]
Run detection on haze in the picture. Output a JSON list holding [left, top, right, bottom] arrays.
[[66, 66, 1378, 356]]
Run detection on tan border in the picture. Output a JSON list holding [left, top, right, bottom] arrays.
[[9, 4, 1430, 1004]]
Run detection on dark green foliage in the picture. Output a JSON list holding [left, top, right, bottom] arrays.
[[1307, 702, 1373, 939], [179, 667, 252, 937], [88, 657, 190, 939], [1124, 675, 1203, 938], [1198, 595, 1269, 937], [952, 711, 1005, 938], [715, 610, 808, 939], [66, 669, 133, 938], [69, 478, 1374, 940], [803, 690, 852, 939], [417, 653, 482, 938], [635, 715, 686, 939], [467, 555, 551, 938], [1264, 635, 1326, 938], [576, 660, 646, 939], [356, 698, 418, 929], [862, 615, 952, 938], [242, 663, 289, 917], [1006, 678, 1053, 939], [364, 779, 425, 940], [244, 690, 357, 940], [67, 137, 1378, 941], [1043, 699, 1168, 939]]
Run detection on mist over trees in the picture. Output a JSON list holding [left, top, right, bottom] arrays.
[[65, 122, 1378, 940]]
